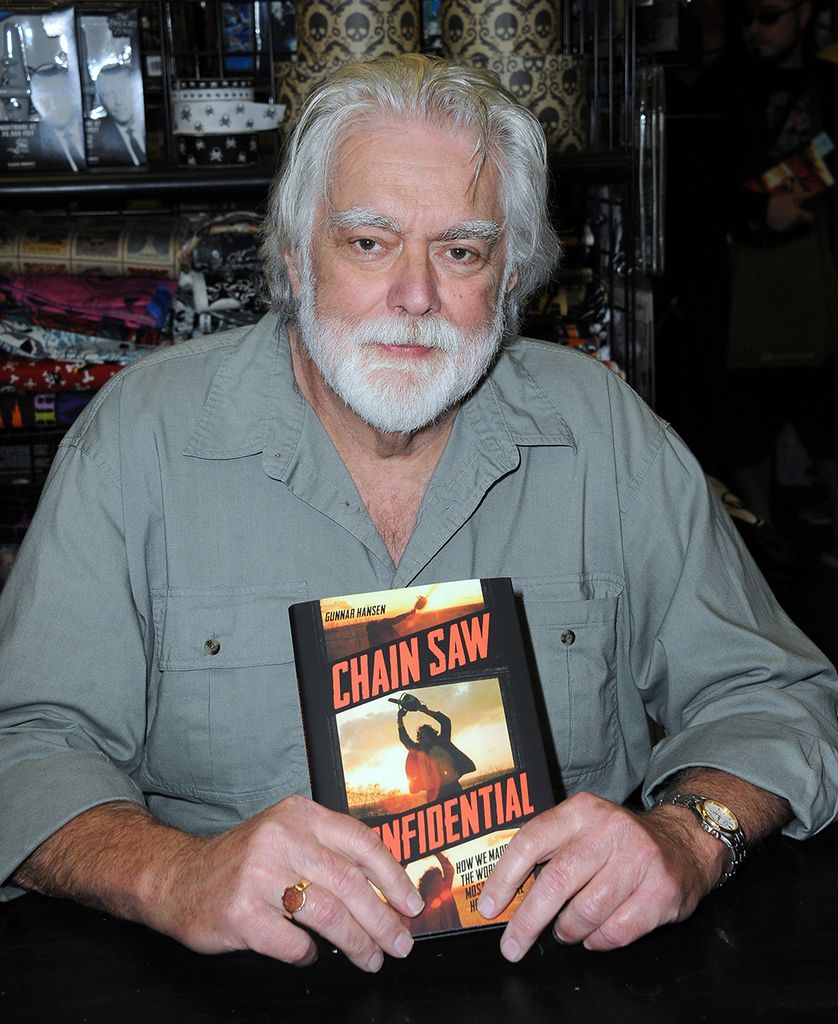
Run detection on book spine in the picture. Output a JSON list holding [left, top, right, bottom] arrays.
[[288, 600, 346, 809]]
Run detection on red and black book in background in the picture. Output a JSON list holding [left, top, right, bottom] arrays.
[[743, 130, 836, 222], [289, 577, 555, 939]]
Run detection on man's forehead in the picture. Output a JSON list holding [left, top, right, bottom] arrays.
[[324, 120, 504, 234]]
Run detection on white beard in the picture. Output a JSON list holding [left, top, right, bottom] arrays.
[[294, 272, 508, 435]]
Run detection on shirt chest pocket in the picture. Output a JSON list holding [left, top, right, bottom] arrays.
[[517, 580, 621, 788], [148, 584, 309, 800]]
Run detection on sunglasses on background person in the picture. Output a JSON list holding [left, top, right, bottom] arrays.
[[740, 1, 807, 27]]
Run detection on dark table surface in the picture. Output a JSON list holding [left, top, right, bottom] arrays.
[[2, 824, 837, 1024]]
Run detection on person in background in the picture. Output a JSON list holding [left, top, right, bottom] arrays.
[[721, 0, 838, 567]]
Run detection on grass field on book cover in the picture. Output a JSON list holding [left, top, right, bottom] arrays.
[[289, 578, 554, 938]]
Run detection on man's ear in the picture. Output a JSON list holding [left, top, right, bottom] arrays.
[[505, 268, 519, 293], [285, 248, 302, 299]]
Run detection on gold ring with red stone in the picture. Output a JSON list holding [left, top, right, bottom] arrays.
[[281, 879, 311, 918]]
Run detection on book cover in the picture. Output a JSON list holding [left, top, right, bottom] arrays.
[[289, 577, 555, 939]]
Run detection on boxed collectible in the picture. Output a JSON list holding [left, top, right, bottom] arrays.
[[79, 8, 147, 167], [0, 6, 86, 172]]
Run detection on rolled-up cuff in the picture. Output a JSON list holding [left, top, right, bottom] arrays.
[[0, 751, 145, 900], [641, 716, 838, 840]]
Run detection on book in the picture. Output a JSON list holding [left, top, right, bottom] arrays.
[[289, 577, 555, 939], [744, 131, 835, 203]]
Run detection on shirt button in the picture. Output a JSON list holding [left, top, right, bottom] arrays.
[[204, 637, 221, 656], [560, 629, 576, 646]]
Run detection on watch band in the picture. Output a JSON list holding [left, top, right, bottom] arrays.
[[662, 793, 747, 886]]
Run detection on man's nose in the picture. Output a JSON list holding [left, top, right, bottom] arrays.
[[387, 248, 441, 316]]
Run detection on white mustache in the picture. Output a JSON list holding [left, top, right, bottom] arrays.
[[318, 314, 465, 354]]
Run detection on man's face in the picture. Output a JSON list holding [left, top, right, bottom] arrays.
[[417, 725, 439, 748], [97, 68, 135, 124], [742, 1, 811, 64], [289, 119, 515, 435], [30, 72, 74, 129]]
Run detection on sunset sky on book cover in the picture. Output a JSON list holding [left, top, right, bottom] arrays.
[[290, 578, 554, 938]]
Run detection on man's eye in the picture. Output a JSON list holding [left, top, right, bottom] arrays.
[[448, 247, 473, 262], [352, 238, 379, 252]]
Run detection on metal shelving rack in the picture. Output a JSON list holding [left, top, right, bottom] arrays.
[[552, 0, 654, 402]]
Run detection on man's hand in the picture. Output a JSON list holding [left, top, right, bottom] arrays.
[[766, 191, 815, 232], [477, 774, 790, 962], [160, 795, 423, 971], [15, 796, 423, 973], [476, 792, 720, 960]]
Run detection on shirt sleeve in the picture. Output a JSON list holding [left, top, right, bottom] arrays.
[[0, 408, 149, 899], [622, 425, 838, 838]]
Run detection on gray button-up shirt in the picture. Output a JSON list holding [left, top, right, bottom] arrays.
[[2, 314, 837, 898]]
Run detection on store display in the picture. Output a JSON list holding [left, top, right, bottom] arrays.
[[0, 354, 121, 393], [0, 6, 86, 172], [0, 217, 194, 278], [171, 80, 283, 135], [172, 79, 283, 167], [0, 1, 638, 568], [0, 273, 173, 334], [0, 319, 146, 365], [173, 268, 267, 340], [184, 212, 263, 277]]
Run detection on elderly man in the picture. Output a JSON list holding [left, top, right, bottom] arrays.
[[1, 55, 837, 974]]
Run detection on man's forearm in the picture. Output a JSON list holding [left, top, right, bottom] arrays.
[[12, 801, 201, 935], [654, 767, 792, 841], [12, 794, 424, 970], [647, 767, 792, 887]]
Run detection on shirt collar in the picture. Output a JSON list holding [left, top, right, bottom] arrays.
[[183, 315, 577, 462], [466, 337, 577, 452], [183, 313, 297, 460]]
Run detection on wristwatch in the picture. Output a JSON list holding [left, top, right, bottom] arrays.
[[664, 793, 747, 886]]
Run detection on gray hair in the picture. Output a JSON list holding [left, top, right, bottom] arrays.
[[261, 53, 561, 330]]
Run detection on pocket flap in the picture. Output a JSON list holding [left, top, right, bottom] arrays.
[[155, 584, 307, 670]]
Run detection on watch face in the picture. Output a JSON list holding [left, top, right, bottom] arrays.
[[702, 799, 739, 832]]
